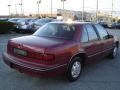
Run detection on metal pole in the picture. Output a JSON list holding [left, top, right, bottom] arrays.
[[62, 0, 64, 17], [63, 0, 64, 11], [8, 5, 11, 17], [111, 0, 113, 23], [15, 4, 17, 15], [61, 0, 66, 19], [37, 0, 41, 18], [51, 0, 52, 17], [82, 0, 84, 21], [37, 1, 39, 15], [96, 0, 98, 22], [21, 0, 23, 15]]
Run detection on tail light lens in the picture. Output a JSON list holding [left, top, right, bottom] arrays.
[[7, 40, 12, 54], [43, 54, 55, 61], [7, 42, 10, 53], [28, 52, 55, 61], [34, 53, 43, 60]]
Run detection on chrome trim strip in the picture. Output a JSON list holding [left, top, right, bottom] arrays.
[[88, 47, 113, 58], [3, 53, 67, 72]]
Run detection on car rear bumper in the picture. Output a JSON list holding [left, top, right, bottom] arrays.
[[3, 52, 67, 77]]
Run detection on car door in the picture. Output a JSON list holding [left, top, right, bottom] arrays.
[[81, 24, 103, 60], [94, 24, 114, 55]]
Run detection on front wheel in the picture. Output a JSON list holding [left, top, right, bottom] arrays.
[[110, 46, 118, 59], [67, 57, 82, 82]]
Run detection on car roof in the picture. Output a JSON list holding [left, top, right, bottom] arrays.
[[49, 21, 93, 25]]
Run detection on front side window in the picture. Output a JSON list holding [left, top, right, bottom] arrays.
[[85, 24, 98, 41], [33, 23, 76, 40], [95, 24, 108, 40]]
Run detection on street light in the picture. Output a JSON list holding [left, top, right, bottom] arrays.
[[82, 0, 84, 21], [8, 4, 11, 17], [37, 0, 41, 17]]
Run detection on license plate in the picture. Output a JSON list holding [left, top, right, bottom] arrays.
[[14, 48, 27, 56]]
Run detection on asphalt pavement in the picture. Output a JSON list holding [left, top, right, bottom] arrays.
[[0, 29, 120, 90]]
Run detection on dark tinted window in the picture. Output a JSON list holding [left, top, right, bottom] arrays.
[[81, 26, 89, 43], [95, 24, 108, 40], [86, 24, 98, 41], [35, 19, 53, 25], [33, 23, 76, 40]]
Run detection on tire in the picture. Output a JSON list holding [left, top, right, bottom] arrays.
[[67, 57, 82, 82], [16, 29, 21, 33], [110, 45, 118, 59]]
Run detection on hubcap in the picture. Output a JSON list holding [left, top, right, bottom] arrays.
[[113, 47, 117, 57], [71, 61, 81, 78]]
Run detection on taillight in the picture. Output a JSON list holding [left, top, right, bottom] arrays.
[[7, 43, 9, 53], [28, 52, 43, 60], [7, 40, 11, 53], [43, 54, 55, 61], [28, 52, 55, 61], [34, 53, 43, 60]]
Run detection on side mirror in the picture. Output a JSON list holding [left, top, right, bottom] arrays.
[[108, 35, 114, 38], [103, 35, 114, 40]]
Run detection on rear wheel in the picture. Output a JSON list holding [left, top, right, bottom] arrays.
[[67, 57, 82, 82]]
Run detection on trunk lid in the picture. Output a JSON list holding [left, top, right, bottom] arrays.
[[7, 35, 67, 65]]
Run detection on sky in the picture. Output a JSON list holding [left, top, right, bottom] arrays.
[[0, 0, 120, 15]]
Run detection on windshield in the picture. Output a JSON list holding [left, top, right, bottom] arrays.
[[33, 23, 76, 40], [34, 19, 52, 25], [17, 19, 31, 23], [9, 18, 19, 22], [17, 19, 26, 23]]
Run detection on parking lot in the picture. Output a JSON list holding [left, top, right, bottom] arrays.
[[0, 29, 120, 90]]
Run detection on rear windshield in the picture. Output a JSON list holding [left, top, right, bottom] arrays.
[[35, 19, 53, 25], [33, 23, 77, 40]]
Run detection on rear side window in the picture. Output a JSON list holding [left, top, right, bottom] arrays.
[[85, 24, 98, 41], [81, 26, 89, 43], [95, 24, 108, 40]]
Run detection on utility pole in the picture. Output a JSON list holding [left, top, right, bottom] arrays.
[[82, 0, 84, 21], [37, 0, 41, 17], [96, 0, 98, 22]]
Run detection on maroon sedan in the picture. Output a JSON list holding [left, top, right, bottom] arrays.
[[3, 22, 119, 82]]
